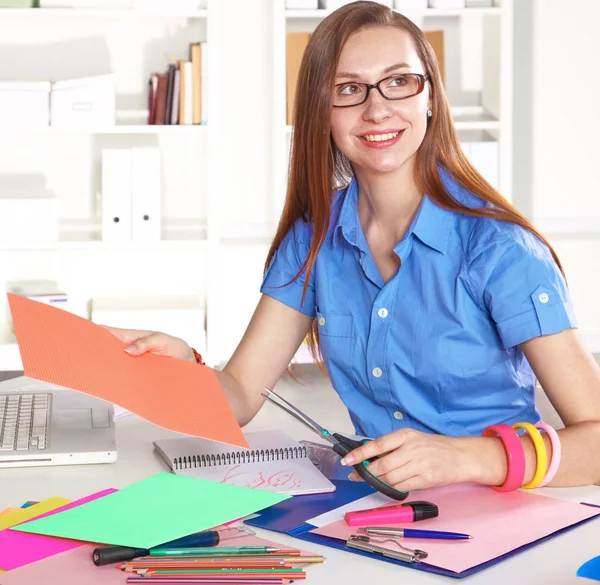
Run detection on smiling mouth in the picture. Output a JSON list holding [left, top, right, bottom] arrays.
[[360, 131, 402, 142]]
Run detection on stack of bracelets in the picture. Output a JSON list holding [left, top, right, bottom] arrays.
[[482, 422, 562, 491]]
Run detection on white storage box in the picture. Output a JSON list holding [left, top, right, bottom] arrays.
[[0, 190, 58, 247], [319, 0, 393, 8], [50, 74, 116, 128], [6, 280, 69, 313], [428, 0, 465, 8], [91, 295, 207, 354], [40, 0, 134, 7], [0, 82, 50, 129], [286, 0, 319, 8], [134, 0, 206, 8]]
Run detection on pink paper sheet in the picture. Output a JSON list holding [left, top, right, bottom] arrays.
[[310, 483, 600, 574], [0, 489, 116, 570], [0, 545, 124, 585], [0, 531, 317, 585]]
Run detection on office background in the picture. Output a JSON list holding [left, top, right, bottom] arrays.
[[0, 0, 598, 372]]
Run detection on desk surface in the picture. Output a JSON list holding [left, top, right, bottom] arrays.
[[2, 373, 599, 585]]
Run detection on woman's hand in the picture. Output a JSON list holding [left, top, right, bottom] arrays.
[[342, 428, 482, 492], [103, 326, 196, 363]]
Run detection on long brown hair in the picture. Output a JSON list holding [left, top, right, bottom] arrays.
[[266, 1, 562, 363]]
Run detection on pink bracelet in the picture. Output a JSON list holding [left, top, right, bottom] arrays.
[[482, 424, 526, 492], [534, 422, 561, 487]]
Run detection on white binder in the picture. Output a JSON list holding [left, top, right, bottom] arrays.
[[131, 147, 162, 242], [101, 149, 132, 243]]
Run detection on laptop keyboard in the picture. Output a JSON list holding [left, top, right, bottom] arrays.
[[0, 393, 50, 451]]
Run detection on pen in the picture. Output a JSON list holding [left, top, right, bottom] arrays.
[[150, 546, 282, 557], [358, 527, 473, 540], [93, 531, 221, 566]]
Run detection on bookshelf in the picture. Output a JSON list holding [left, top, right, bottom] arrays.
[[0, 3, 218, 369]]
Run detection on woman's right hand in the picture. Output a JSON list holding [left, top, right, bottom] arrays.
[[103, 325, 196, 363]]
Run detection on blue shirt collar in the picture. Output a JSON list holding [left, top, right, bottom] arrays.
[[334, 176, 452, 255]]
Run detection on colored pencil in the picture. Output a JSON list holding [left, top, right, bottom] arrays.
[[127, 577, 293, 585]]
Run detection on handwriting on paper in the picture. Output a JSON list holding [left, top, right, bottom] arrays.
[[221, 465, 303, 490]]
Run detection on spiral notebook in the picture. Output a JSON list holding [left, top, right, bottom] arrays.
[[153, 429, 336, 496]]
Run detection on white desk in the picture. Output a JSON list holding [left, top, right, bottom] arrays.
[[2, 372, 600, 585]]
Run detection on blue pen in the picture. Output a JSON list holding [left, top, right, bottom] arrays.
[[358, 527, 473, 540]]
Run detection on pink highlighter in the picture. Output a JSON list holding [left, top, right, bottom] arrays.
[[345, 501, 439, 527]]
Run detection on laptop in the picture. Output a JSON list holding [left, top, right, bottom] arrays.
[[0, 375, 117, 468]]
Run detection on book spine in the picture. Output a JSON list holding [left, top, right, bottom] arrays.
[[173, 446, 309, 470], [154, 73, 169, 125], [165, 63, 176, 125]]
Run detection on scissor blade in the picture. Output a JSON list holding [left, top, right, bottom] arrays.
[[262, 388, 336, 445]]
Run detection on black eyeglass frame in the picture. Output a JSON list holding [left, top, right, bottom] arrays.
[[332, 73, 430, 108]]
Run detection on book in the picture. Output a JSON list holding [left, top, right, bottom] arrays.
[[154, 72, 169, 125], [148, 73, 158, 125], [424, 30, 445, 85], [286, 32, 311, 125], [201, 40, 208, 124], [165, 63, 176, 125], [153, 429, 336, 496], [171, 68, 181, 125], [190, 42, 202, 125]]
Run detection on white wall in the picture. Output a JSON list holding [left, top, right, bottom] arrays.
[[514, 0, 600, 350]]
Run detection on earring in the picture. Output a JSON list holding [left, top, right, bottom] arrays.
[[427, 109, 432, 118]]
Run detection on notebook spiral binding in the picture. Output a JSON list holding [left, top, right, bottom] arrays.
[[173, 445, 308, 470]]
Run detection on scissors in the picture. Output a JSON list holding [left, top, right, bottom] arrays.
[[262, 387, 409, 501]]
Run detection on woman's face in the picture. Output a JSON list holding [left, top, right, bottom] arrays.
[[330, 26, 430, 176]]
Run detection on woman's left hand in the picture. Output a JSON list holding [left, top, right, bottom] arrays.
[[342, 428, 478, 492]]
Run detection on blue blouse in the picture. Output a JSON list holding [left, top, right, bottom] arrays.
[[260, 172, 577, 439]]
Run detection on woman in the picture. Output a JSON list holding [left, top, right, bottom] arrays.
[[108, 2, 600, 490]]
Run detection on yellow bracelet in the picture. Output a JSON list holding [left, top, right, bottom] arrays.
[[512, 422, 548, 489]]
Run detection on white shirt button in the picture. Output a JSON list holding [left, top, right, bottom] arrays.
[[318, 317, 326, 326], [377, 308, 389, 319], [538, 293, 549, 304], [393, 411, 404, 420], [372, 367, 383, 378], [358, 257, 363, 266]]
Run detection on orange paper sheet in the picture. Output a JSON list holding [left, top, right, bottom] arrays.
[[8, 294, 248, 449]]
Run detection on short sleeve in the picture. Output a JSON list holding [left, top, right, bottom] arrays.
[[466, 225, 577, 349], [260, 219, 316, 318]]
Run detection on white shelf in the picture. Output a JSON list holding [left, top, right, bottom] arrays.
[[0, 219, 276, 252], [285, 7, 501, 19], [1, 124, 207, 136], [0, 8, 207, 18], [452, 108, 501, 131], [0, 220, 205, 252]]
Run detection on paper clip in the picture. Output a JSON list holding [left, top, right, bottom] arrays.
[[346, 534, 428, 563]]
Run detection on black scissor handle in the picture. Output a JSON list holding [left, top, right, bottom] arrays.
[[332, 434, 409, 501]]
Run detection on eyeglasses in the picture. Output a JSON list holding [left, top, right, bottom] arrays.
[[333, 73, 429, 108]]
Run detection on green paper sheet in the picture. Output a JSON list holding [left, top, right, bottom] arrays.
[[13, 473, 289, 549]]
